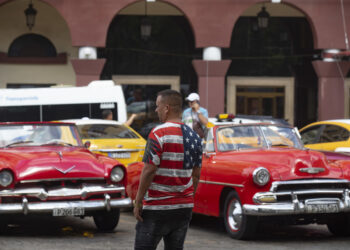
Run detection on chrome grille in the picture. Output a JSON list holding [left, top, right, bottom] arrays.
[[270, 179, 350, 202]]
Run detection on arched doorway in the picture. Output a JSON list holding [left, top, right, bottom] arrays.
[[100, 0, 198, 136], [225, 2, 316, 127]]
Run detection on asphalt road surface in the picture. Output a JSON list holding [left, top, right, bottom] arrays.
[[0, 211, 349, 250]]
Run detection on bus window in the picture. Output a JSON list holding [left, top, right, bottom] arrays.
[[0, 106, 40, 122], [90, 103, 118, 120], [42, 103, 119, 121], [43, 104, 90, 121]]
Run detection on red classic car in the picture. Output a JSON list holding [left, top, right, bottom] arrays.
[[0, 122, 131, 231], [127, 117, 350, 240]]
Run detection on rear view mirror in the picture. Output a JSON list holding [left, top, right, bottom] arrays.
[[84, 141, 91, 148]]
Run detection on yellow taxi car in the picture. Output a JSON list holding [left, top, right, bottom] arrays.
[[299, 119, 350, 152], [62, 118, 146, 166]]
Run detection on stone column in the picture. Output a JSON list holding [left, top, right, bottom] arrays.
[[312, 60, 350, 120], [71, 47, 106, 86], [71, 59, 106, 86], [192, 47, 231, 116]]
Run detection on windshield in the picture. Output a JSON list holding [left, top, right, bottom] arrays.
[[77, 124, 139, 139], [0, 124, 82, 147], [216, 125, 303, 151]]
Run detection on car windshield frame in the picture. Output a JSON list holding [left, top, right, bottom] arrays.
[[215, 124, 303, 152], [0, 123, 83, 148]]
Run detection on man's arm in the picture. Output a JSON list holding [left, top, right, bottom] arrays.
[[197, 112, 208, 126], [192, 166, 201, 196], [133, 163, 158, 222], [192, 102, 208, 126]]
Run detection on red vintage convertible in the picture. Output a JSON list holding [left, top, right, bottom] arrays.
[[0, 122, 131, 231], [127, 116, 350, 240]]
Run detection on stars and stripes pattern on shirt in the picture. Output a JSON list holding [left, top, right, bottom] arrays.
[[142, 122, 203, 210]]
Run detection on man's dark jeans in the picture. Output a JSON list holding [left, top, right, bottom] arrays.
[[134, 208, 192, 250]]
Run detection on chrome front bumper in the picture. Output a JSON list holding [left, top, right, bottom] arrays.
[[0, 184, 132, 215], [243, 188, 350, 216]]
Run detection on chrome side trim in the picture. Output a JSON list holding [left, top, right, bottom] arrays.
[[199, 180, 244, 188], [0, 198, 132, 214], [20, 177, 105, 184]]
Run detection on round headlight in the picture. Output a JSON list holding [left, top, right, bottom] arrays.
[[110, 167, 125, 183], [253, 167, 270, 186], [0, 170, 13, 187]]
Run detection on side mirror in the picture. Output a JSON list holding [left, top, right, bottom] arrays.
[[84, 141, 91, 148], [205, 152, 216, 158]]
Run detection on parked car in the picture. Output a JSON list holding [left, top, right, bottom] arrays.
[[300, 119, 350, 153], [126, 116, 350, 240], [0, 122, 131, 231], [61, 118, 146, 167]]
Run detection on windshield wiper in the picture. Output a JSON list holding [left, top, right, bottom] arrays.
[[5, 140, 34, 148], [41, 139, 73, 147], [270, 143, 291, 147]]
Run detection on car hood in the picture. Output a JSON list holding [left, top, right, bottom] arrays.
[[219, 148, 343, 180], [85, 138, 146, 151], [0, 146, 106, 182]]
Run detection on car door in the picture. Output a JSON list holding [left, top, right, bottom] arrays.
[[193, 127, 214, 214]]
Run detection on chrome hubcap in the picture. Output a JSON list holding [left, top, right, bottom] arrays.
[[227, 199, 242, 231]]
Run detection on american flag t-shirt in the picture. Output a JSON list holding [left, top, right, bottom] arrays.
[[142, 122, 202, 210], [181, 124, 202, 169]]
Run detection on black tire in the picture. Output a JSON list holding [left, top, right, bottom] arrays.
[[327, 214, 350, 236], [223, 191, 258, 240], [93, 209, 120, 232]]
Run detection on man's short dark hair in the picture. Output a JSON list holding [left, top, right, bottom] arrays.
[[157, 89, 183, 114], [102, 109, 112, 119]]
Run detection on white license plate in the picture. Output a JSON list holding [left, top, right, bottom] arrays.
[[53, 207, 85, 216], [305, 203, 339, 213], [108, 152, 131, 159]]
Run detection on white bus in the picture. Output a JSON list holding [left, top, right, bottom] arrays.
[[0, 80, 127, 123]]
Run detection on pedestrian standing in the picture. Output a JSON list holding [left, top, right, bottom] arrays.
[[133, 89, 202, 250], [182, 93, 208, 138]]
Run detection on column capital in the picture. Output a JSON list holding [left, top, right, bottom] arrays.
[[312, 60, 350, 78], [192, 60, 231, 77], [71, 59, 106, 86]]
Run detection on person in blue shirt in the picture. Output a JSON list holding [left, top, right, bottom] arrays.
[[182, 93, 208, 138]]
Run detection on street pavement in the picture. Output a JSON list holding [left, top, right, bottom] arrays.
[[0, 211, 349, 250]]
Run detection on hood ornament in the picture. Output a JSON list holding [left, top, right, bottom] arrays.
[[57, 151, 63, 160], [54, 165, 76, 174], [299, 167, 325, 174]]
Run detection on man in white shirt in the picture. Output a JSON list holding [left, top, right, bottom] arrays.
[[182, 93, 208, 138]]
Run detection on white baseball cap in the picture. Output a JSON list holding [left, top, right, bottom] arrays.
[[186, 93, 200, 102]]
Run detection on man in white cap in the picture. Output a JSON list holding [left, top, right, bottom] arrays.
[[182, 93, 208, 138]]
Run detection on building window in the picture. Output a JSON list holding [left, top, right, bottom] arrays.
[[8, 34, 57, 57]]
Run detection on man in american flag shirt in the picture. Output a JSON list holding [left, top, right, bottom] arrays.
[[134, 89, 202, 250]]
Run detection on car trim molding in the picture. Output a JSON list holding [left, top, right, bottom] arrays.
[[199, 180, 244, 188], [0, 184, 125, 200], [20, 177, 105, 184], [0, 197, 132, 215], [93, 149, 142, 153], [54, 165, 76, 174], [299, 167, 325, 174]]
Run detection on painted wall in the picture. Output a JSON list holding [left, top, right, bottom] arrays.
[[36, 0, 350, 49], [0, 0, 77, 88]]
